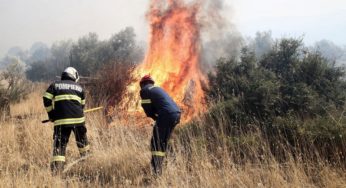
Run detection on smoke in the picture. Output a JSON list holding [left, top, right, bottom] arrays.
[[247, 31, 274, 58], [197, 0, 244, 71], [312, 40, 346, 65]]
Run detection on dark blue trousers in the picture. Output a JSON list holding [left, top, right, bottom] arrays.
[[150, 112, 180, 175]]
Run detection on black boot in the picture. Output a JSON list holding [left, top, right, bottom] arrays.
[[50, 161, 65, 176], [151, 155, 164, 176], [79, 146, 90, 158]]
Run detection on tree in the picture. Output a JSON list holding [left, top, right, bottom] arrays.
[[50, 40, 73, 76], [26, 60, 53, 81], [26, 40, 73, 82], [70, 32, 99, 76], [28, 42, 51, 63], [70, 27, 143, 76], [108, 27, 143, 65], [24, 27, 143, 82]]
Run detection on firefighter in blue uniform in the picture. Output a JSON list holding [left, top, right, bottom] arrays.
[[139, 75, 181, 175], [43, 67, 90, 174]]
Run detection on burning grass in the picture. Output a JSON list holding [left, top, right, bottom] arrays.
[[0, 87, 345, 187]]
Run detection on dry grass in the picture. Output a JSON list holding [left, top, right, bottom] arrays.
[[0, 86, 345, 187]]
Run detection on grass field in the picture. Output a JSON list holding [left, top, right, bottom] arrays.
[[0, 87, 345, 187]]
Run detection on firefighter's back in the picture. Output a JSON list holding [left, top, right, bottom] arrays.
[[45, 79, 85, 126], [144, 85, 180, 116]]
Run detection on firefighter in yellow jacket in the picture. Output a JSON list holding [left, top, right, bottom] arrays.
[[43, 67, 90, 174]]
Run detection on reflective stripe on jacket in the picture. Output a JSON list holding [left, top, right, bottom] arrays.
[[43, 79, 85, 126], [140, 84, 180, 120]]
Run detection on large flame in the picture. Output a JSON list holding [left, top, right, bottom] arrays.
[[122, 0, 208, 123]]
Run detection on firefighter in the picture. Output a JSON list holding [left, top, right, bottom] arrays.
[[43, 67, 90, 174], [139, 75, 181, 175]]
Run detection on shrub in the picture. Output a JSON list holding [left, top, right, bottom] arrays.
[[0, 61, 32, 119], [85, 61, 136, 111], [1, 61, 31, 103], [208, 38, 346, 121], [205, 38, 346, 165]]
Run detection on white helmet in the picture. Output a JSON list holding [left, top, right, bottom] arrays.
[[62, 67, 79, 82]]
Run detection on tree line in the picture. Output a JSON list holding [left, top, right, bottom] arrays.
[[0, 27, 143, 82]]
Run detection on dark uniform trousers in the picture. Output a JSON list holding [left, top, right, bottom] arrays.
[[51, 124, 89, 172], [151, 112, 181, 175]]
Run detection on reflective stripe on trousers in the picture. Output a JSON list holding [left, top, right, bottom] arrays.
[[54, 117, 85, 126], [78, 145, 90, 154], [152, 151, 166, 157], [52, 155, 66, 162]]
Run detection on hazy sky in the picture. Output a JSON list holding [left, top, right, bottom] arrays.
[[1, 0, 345, 57]]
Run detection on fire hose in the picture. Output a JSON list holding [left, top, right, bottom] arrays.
[[41, 106, 103, 123]]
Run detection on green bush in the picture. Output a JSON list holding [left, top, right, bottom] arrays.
[[203, 38, 346, 164], [208, 38, 346, 121]]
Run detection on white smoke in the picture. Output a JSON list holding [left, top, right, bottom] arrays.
[[198, 0, 244, 71]]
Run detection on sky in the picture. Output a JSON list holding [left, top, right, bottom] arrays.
[[0, 0, 345, 58]]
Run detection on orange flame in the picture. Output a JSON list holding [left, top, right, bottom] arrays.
[[122, 0, 208, 123]]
